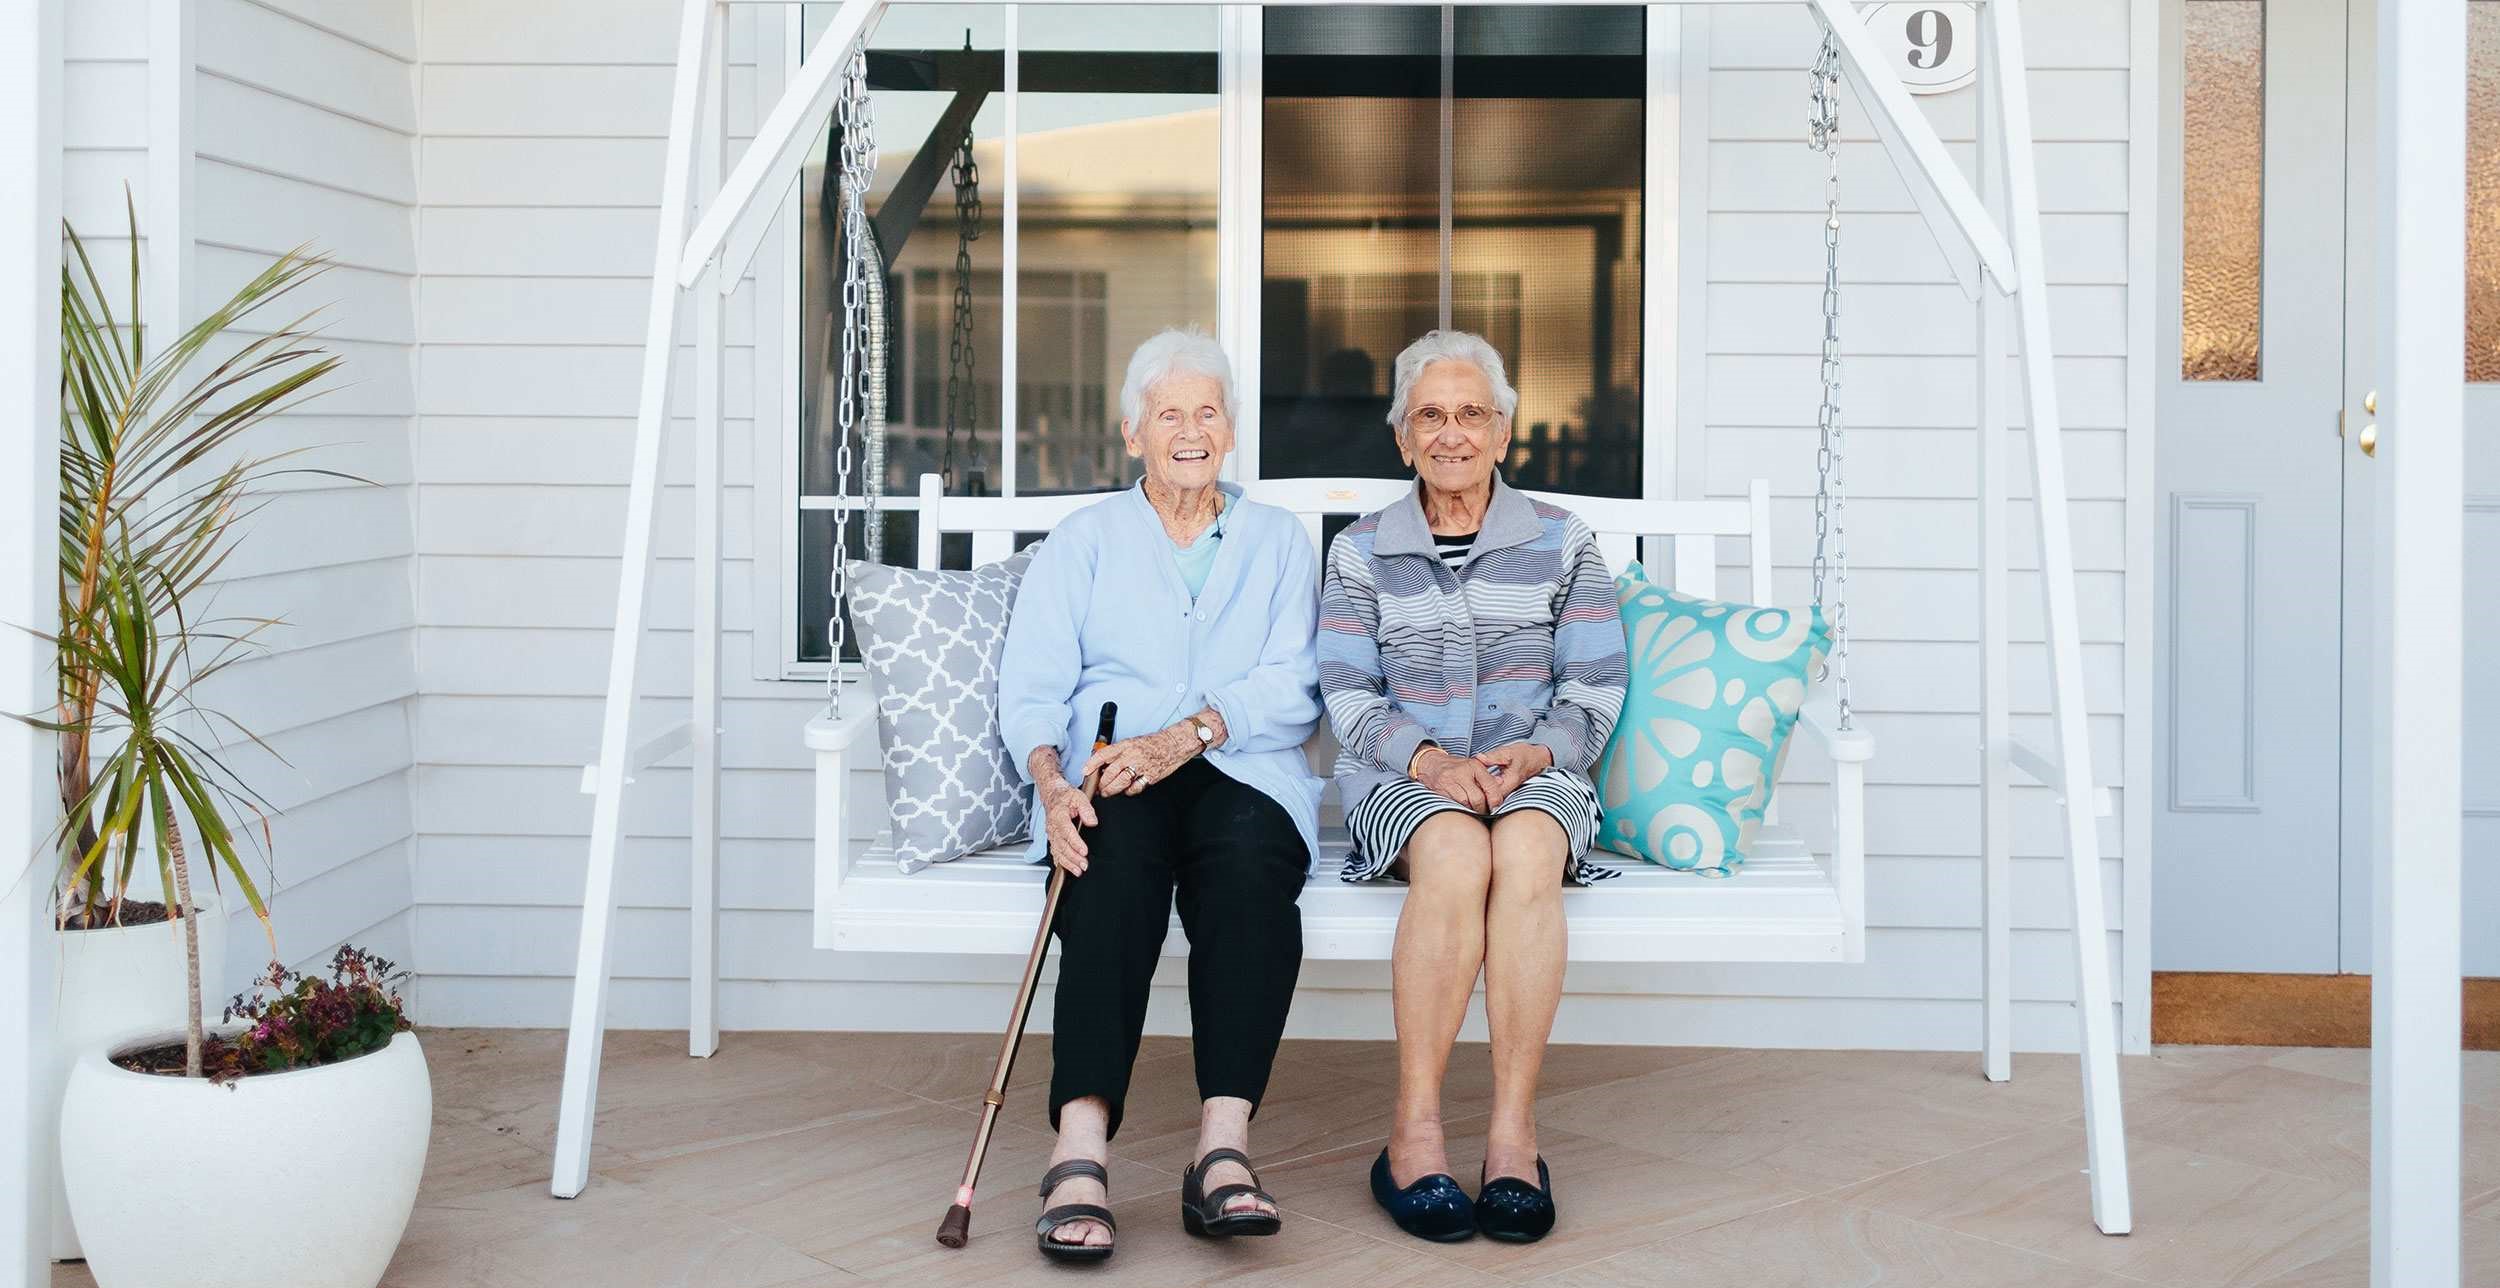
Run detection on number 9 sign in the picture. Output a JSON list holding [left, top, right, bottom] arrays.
[[1861, 3, 1978, 94]]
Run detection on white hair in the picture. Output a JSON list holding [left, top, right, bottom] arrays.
[[1119, 327, 1237, 425], [1386, 330, 1520, 433]]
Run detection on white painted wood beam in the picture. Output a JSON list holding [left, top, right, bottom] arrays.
[[2368, 0, 2465, 1280], [1980, 0, 2131, 1234], [679, 0, 888, 291], [691, 17, 730, 1061], [1808, 0, 2016, 291], [552, 0, 721, 1202], [2, 3, 64, 1280], [1975, 37, 2013, 1082]]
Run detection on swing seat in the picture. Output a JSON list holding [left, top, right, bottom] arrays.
[[806, 475, 1872, 965]]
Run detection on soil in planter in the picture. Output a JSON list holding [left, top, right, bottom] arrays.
[[60, 899, 199, 930], [111, 1039, 236, 1077]]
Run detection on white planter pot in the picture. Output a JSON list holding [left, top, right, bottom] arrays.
[[47, 899, 226, 1261], [61, 1030, 431, 1288]]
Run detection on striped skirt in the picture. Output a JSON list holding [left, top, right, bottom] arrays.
[[1340, 769, 1617, 886]]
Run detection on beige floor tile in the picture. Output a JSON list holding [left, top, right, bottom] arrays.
[[382, 1175, 835, 1288], [2468, 1050, 2500, 1111], [1833, 1125, 2369, 1288], [1280, 1037, 1726, 1114], [1254, 1120, 1803, 1282], [465, 1032, 931, 1164], [1530, 1196, 2137, 1288], [416, 1027, 577, 1126], [858, 1185, 1510, 1287], [601, 1094, 1172, 1276], [48, 1266, 95, 1288], [2128, 1062, 2500, 1194], [1533, 1049, 2043, 1193], [821, 1028, 1192, 1105], [2251, 1202, 2500, 1286], [419, 1116, 554, 1204], [2469, 1186, 2500, 1225]]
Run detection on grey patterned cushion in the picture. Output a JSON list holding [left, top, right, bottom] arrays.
[[845, 547, 1039, 873]]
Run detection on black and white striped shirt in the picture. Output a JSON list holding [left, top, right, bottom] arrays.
[[1432, 530, 1476, 572]]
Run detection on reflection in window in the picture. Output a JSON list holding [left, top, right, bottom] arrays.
[[799, 4, 1007, 660], [2470, 1, 2497, 381], [1261, 6, 1644, 494], [2181, 0, 2264, 382], [1017, 5, 1220, 494]]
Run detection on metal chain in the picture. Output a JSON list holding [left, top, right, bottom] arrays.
[[943, 127, 983, 494], [828, 44, 876, 709], [1808, 27, 1853, 730]]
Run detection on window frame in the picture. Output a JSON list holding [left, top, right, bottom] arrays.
[[764, 3, 1684, 680]]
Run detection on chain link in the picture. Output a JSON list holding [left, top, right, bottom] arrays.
[[1808, 27, 1853, 731], [828, 44, 876, 710], [943, 126, 983, 494]]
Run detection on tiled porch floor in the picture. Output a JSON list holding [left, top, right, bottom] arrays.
[[56, 1030, 2500, 1287]]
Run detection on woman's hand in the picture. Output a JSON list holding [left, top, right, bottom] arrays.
[[1413, 745, 1504, 812], [1037, 777, 1101, 877], [1472, 742, 1554, 809], [1079, 726, 1198, 797]]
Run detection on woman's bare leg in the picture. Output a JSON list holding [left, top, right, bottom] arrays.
[[1387, 813, 1494, 1183], [1482, 811, 1568, 1182]]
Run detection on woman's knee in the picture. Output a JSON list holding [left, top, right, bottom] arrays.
[[1488, 811, 1567, 897], [1401, 814, 1493, 898]]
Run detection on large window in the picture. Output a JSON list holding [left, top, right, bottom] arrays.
[[789, 4, 1658, 669]]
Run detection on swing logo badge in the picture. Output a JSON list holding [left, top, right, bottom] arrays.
[[1860, 4, 1979, 95]]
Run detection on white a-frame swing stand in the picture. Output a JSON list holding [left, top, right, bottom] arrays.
[[548, 0, 2136, 1235]]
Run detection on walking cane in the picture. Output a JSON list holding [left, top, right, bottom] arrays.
[[936, 701, 1117, 1249]]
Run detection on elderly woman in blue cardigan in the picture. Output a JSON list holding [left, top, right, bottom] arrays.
[[998, 328, 1325, 1264], [1319, 331, 1629, 1245]]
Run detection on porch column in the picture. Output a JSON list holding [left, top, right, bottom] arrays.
[[2368, 0, 2466, 1282], [0, 0, 66, 1283]]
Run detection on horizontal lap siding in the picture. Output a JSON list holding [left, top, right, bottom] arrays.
[[409, 0, 2142, 1054], [1691, 0, 2140, 1052], [196, 0, 422, 992]]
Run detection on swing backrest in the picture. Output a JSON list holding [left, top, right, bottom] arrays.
[[911, 473, 1777, 604]]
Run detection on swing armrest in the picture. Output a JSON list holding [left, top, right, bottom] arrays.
[[1797, 695, 1874, 764]]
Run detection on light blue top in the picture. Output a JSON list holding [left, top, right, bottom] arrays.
[[999, 480, 1328, 867], [1169, 504, 1223, 599]]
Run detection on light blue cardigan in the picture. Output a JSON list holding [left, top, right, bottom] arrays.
[[997, 481, 1328, 867]]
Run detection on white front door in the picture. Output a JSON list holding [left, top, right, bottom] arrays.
[[2159, 0, 2499, 976], [2154, 0, 2350, 972]]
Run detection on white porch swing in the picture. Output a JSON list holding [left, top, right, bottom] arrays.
[[548, 0, 2135, 1240]]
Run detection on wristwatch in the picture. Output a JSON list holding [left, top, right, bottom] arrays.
[[1185, 714, 1217, 755]]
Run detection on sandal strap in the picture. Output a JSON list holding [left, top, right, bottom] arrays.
[[1038, 1157, 1108, 1199], [1036, 1203, 1117, 1238], [1191, 1146, 1255, 1178], [1197, 1182, 1273, 1211]]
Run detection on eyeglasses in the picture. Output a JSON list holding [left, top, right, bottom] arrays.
[[1403, 403, 1499, 433]]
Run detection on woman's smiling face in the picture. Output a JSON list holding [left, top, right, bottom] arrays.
[[1398, 359, 1510, 495], [1125, 371, 1234, 492]]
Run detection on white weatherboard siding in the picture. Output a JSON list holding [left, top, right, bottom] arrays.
[[62, 0, 424, 997], [411, 0, 2144, 1054]]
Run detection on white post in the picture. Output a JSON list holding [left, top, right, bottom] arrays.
[[1, 3, 64, 1283], [551, 0, 720, 1200], [1981, 0, 2132, 1234], [2368, 0, 2465, 1280], [1973, 29, 2013, 1085], [689, 4, 728, 1064]]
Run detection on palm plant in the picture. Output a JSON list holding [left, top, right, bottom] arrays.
[[31, 206, 342, 1076]]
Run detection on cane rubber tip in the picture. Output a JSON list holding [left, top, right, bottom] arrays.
[[936, 1204, 972, 1248]]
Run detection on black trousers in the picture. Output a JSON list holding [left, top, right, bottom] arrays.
[[1047, 757, 1307, 1139]]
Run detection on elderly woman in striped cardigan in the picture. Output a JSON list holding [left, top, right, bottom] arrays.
[[1318, 330, 1628, 1246]]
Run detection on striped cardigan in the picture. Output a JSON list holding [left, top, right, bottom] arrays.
[[1318, 473, 1630, 825]]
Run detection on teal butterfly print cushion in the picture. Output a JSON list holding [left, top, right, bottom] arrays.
[[1592, 564, 1828, 875]]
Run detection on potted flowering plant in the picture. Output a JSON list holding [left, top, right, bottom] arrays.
[[60, 948, 431, 1288]]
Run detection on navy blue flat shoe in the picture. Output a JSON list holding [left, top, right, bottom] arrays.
[[1474, 1157, 1556, 1243], [1370, 1148, 1475, 1243]]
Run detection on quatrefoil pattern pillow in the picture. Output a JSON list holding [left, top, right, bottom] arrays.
[[1591, 564, 1827, 876], [846, 547, 1040, 874]]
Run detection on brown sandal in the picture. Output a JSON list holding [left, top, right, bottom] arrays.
[[1181, 1147, 1281, 1238]]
